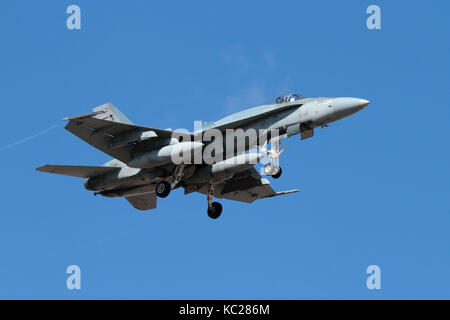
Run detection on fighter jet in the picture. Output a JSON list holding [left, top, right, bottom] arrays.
[[36, 93, 370, 219]]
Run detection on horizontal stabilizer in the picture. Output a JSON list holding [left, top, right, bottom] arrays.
[[36, 165, 119, 178]]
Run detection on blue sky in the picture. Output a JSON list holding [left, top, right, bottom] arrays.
[[0, 0, 449, 299]]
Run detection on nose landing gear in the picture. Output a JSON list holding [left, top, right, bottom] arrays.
[[207, 182, 222, 219], [264, 164, 282, 179], [261, 139, 285, 179]]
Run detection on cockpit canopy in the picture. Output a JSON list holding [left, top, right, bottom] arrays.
[[275, 93, 305, 104]]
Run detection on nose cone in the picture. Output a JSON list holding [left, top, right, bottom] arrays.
[[348, 98, 370, 112], [331, 97, 370, 121], [336, 97, 370, 116], [359, 99, 370, 109]]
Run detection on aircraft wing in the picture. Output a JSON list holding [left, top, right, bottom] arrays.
[[191, 168, 299, 203], [125, 192, 157, 211], [64, 115, 193, 163]]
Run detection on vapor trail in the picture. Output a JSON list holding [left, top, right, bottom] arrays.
[[0, 124, 63, 152]]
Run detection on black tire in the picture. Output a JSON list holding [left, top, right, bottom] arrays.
[[207, 202, 222, 219], [272, 167, 282, 179], [155, 181, 171, 198]]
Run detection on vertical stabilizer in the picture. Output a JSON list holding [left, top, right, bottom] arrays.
[[93, 103, 133, 124]]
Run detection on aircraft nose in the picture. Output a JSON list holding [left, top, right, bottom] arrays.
[[359, 99, 370, 109], [345, 97, 370, 114], [333, 97, 370, 119]]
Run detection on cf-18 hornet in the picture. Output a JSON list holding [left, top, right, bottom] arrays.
[[37, 93, 370, 219]]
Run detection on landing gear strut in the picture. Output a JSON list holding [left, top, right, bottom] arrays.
[[261, 139, 285, 179], [207, 183, 222, 219], [171, 164, 186, 188]]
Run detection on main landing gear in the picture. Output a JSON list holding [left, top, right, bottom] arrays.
[[207, 182, 222, 219], [155, 171, 223, 220], [155, 181, 171, 198], [155, 164, 186, 199]]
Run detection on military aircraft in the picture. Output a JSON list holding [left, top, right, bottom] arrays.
[[36, 93, 370, 219]]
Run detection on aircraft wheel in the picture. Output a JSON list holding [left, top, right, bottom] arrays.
[[264, 163, 275, 176], [207, 202, 222, 219], [272, 167, 282, 179], [155, 181, 171, 198]]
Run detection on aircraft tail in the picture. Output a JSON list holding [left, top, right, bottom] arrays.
[[92, 103, 134, 125]]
